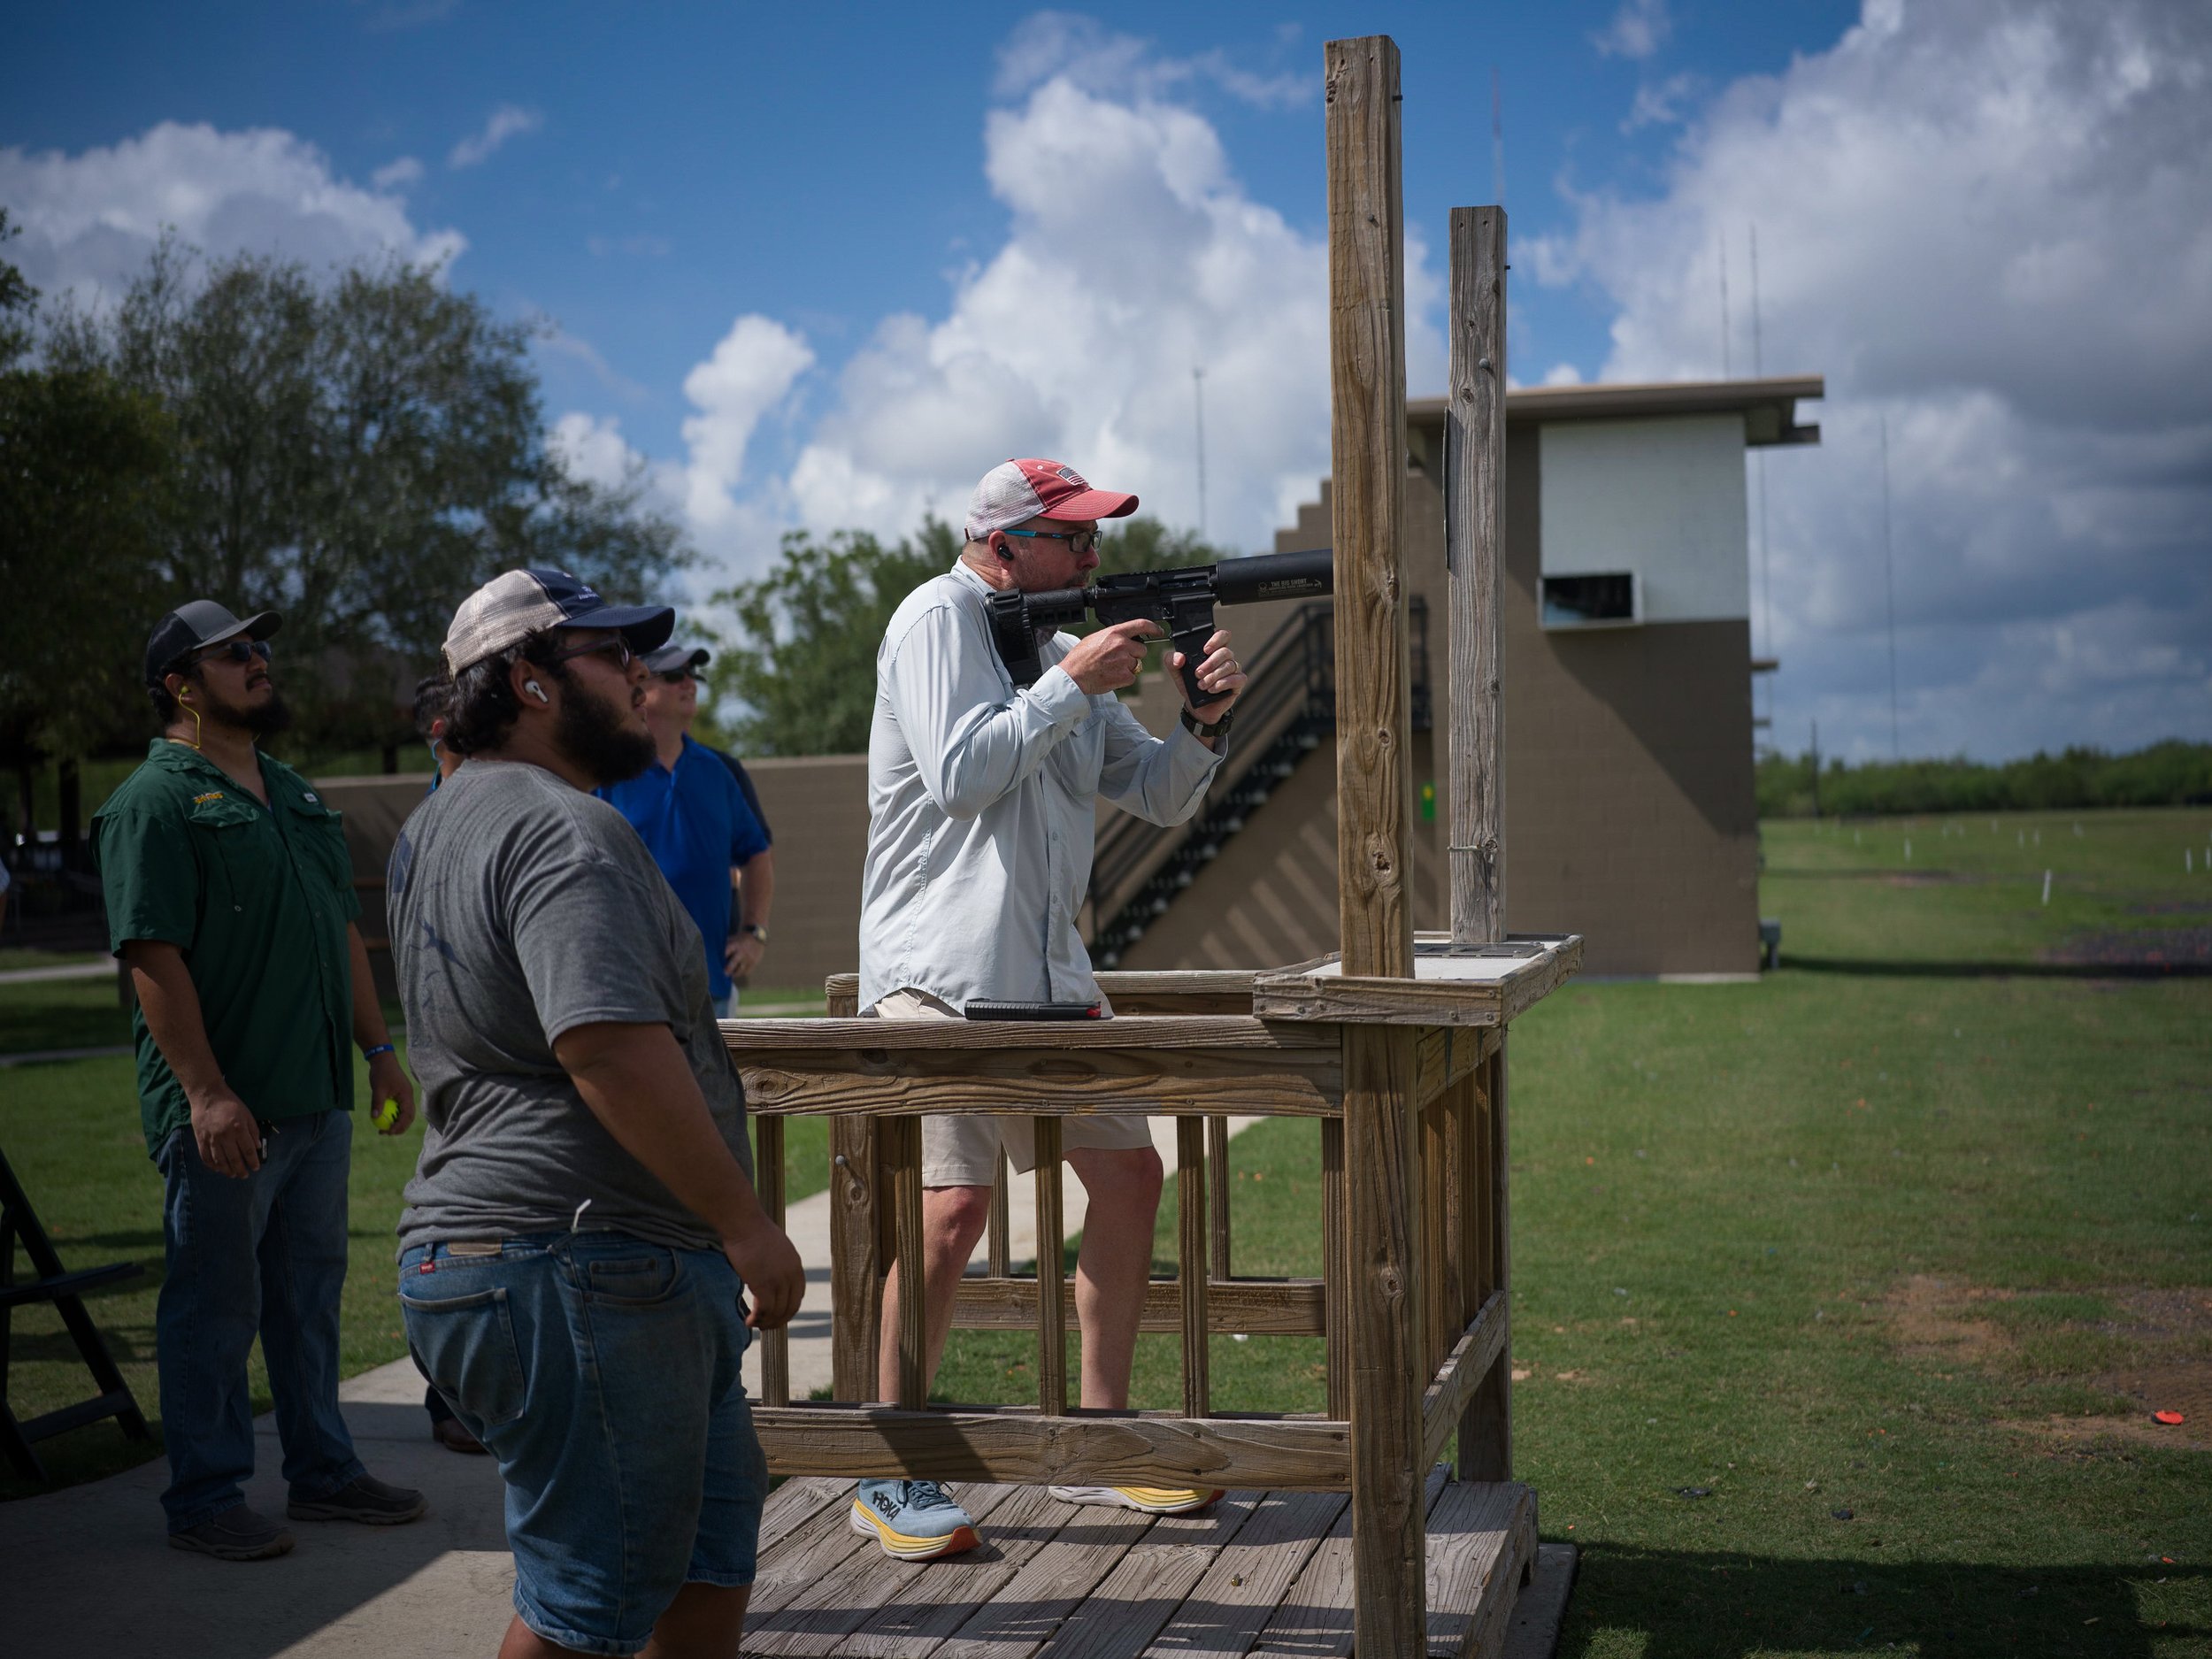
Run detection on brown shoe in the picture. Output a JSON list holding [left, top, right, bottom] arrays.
[[433, 1415, 487, 1455]]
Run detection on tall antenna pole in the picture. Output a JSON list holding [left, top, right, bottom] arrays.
[[1748, 224, 1764, 376], [1750, 224, 1771, 730], [1810, 718, 1822, 818], [1192, 365, 1208, 541], [1717, 231, 1732, 379], [1879, 415, 1901, 760], [1491, 66, 1505, 204]]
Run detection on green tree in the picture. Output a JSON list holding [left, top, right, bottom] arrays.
[[47, 239, 690, 759], [0, 211, 179, 837], [703, 518, 956, 757], [703, 513, 1229, 757]]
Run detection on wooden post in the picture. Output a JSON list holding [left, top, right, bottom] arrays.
[[1446, 204, 1513, 1485], [1178, 1116, 1210, 1417], [824, 982, 878, 1403], [1206, 1114, 1233, 1281], [886, 1116, 927, 1409], [1446, 204, 1507, 948], [1461, 1046, 1513, 1480], [1034, 1118, 1067, 1416], [1321, 1118, 1351, 1420], [1327, 34, 1425, 1656], [987, 1150, 1011, 1279], [756, 1116, 789, 1406]]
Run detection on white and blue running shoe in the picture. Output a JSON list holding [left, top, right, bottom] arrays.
[[849, 1478, 980, 1560]]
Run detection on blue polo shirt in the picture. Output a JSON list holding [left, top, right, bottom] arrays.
[[599, 735, 771, 999]]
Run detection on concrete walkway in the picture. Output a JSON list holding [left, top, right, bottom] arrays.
[[2, 1356, 517, 1657], [0, 958, 113, 984]]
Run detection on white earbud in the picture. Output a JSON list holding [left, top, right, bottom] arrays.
[[526, 681, 549, 703]]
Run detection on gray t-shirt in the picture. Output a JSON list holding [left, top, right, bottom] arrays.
[[389, 758, 753, 1256]]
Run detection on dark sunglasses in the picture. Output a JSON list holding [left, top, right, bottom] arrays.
[[547, 636, 636, 671], [655, 669, 696, 686], [1001, 526, 1102, 555], [194, 639, 273, 667]]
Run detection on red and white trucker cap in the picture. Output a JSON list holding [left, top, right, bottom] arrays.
[[964, 458, 1139, 541]]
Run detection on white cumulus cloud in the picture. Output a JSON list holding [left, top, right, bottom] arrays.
[[448, 104, 541, 169], [994, 12, 1310, 110], [371, 155, 424, 192], [680, 315, 816, 534], [738, 60, 1436, 570], [1594, 0, 1672, 60], [1533, 0, 2212, 760], [0, 121, 465, 311], [549, 411, 644, 491]]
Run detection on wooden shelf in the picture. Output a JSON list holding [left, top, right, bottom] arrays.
[[1253, 934, 1584, 1027]]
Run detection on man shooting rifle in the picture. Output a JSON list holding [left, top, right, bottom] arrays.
[[986, 546, 1333, 703]]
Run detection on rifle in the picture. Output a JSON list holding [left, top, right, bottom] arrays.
[[985, 547, 1333, 705]]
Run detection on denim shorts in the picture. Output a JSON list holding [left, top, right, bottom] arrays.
[[398, 1231, 765, 1656]]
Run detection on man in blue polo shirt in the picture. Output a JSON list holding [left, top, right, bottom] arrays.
[[601, 642, 773, 1016]]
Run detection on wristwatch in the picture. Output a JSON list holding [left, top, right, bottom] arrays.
[[740, 924, 771, 946], [1179, 707, 1234, 741]]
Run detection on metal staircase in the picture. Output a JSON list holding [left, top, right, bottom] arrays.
[[1087, 596, 1428, 969]]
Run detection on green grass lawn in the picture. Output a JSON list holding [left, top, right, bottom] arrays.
[[3, 808, 2207, 1655], [926, 806, 2212, 1656]]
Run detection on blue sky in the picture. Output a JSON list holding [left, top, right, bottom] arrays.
[[3, 2, 1853, 462], [5, 1, 2209, 762]]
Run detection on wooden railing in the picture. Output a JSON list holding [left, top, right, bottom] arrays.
[[724, 934, 1577, 1494]]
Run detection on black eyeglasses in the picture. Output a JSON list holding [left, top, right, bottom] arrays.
[[547, 637, 636, 671], [655, 670, 696, 686], [1001, 526, 1102, 556], [194, 639, 273, 667]]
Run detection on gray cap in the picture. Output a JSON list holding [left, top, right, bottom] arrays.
[[442, 567, 673, 673], [642, 642, 710, 675]]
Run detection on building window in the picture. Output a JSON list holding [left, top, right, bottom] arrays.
[[1540, 572, 1640, 629]]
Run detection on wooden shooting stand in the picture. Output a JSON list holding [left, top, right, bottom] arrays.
[[720, 36, 1581, 1657]]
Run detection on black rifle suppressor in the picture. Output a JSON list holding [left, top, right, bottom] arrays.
[[986, 546, 1334, 705]]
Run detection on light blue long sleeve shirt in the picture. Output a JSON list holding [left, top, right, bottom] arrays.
[[858, 560, 1225, 1011]]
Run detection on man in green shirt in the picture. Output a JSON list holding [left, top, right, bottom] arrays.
[[93, 599, 427, 1561]]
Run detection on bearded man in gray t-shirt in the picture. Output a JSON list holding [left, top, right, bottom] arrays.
[[388, 567, 802, 1659]]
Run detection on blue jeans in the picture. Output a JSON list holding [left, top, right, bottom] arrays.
[[399, 1232, 764, 1657], [154, 1109, 365, 1532]]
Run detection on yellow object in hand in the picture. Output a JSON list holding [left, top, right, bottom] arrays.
[[372, 1099, 401, 1132]]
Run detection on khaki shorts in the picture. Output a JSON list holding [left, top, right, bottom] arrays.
[[869, 988, 1155, 1188]]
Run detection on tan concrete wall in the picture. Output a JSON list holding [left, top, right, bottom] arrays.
[[741, 755, 871, 996], [1498, 422, 1760, 974]]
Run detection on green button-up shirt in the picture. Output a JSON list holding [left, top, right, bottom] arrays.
[[93, 740, 362, 1156]]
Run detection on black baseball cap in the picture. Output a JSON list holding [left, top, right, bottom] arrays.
[[642, 642, 710, 675], [144, 601, 282, 687]]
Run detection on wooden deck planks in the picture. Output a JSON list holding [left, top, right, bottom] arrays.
[[841, 1484, 1085, 1658], [748, 1483, 1028, 1658], [1034, 1495, 1260, 1659], [1422, 1479, 1536, 1659], [1140, 1488, 1349, 1657], [741, 1480, 884, 1631], [1249, 1468, 1444, 1658], [933, 1502, 1160, 1658], [739, 1476, 1528, 1658]]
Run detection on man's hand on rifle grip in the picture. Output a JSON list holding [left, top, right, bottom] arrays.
[[1173, 626, 1247, 721]]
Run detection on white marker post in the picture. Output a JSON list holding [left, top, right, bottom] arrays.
[[2042, 870, 2053, 905]]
